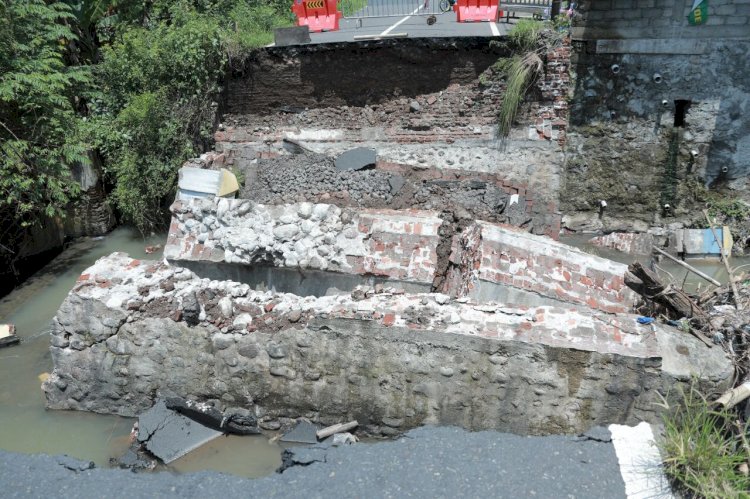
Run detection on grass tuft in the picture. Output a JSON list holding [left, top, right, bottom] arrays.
[[659, 386, 750, 498]]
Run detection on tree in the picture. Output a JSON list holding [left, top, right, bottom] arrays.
[[0, 0, 90, 228]]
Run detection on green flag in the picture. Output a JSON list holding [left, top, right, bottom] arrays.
[[688, 0, 708, 25]]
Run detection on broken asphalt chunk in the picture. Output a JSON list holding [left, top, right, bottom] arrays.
[[334, 147, 376, 172]]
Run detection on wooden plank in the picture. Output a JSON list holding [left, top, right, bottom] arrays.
[[651, 246, 721, 286], [316, 420, 358, 440]]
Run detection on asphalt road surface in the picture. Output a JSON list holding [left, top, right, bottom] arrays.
[[305, 0, 521, 44], [3, 425, 674, 498]]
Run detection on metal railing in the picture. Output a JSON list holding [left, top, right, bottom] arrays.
[[339, 0, 453, 19], [501, 0, 551, 19]]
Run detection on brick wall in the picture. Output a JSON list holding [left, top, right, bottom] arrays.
[[446, 222, 636, 313]]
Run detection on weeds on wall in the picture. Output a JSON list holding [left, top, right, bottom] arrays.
[[496, 19, 566, 139]]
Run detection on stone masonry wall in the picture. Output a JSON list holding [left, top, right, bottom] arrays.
[[574, 0, 750, 40], [563, 1, 750, 231], [165, 198, 443, 285], [43, 253, 732, 435]]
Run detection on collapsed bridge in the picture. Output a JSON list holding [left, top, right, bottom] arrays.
[[44, 34, 732, 436]]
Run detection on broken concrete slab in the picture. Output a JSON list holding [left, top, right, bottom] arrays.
[[280, 421, 319, 444], [334, 147, 376, 172], [273, 26, 310, 47], [137, 400, 222, 464]]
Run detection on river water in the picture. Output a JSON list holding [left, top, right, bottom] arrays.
[[0, 228, 280, 477], [0, 228, 743, 478]]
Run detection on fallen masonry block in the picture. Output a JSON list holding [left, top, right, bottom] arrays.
[[445, 222, 637, 313], [164, 198, 442, 287], [43, 253, 732, 435], [589, 232, 655, 255], [137, 399, 222, 464]]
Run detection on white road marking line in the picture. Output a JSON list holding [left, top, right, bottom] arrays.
[[490, 22, 500, 37], [380, 5, 424, 36], [609, 423, 675, 499]]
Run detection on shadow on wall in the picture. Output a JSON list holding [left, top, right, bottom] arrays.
[[225, 38, 508, 114]]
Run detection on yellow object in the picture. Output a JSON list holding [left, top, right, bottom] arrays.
[[217, 168, 240, 197], [722, 226, 734, 259], [38, 372, 50, 383]]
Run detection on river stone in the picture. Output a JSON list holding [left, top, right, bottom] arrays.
[[267, 344, 288, 359], [273, 224, 299, 241], [182, 292, 201, 326], [218, 297, 233, 318]]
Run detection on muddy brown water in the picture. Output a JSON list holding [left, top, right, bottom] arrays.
[[0, 228, 280, 477], [559, 234, 750, 294], [0, 228, 743, 477]]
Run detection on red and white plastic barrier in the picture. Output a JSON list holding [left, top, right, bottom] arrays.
[[454, 0, 501, 22], [291, 0, 343, 32]]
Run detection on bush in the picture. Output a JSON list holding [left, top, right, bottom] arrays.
[[91, 10, 225, 231], [89, 1, 292, 232]]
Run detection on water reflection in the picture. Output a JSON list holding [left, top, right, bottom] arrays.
[[0, 227, 281, 477]]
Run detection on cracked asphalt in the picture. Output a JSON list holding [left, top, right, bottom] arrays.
[[2, 425, 627, 498]]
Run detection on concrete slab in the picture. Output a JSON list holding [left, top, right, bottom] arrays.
[[280, 421, 320, 444], [137, 400, 222, 464], [334, 147, 377, 171]]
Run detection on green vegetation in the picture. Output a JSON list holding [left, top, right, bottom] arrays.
[[340, 0, 368, 17], [496, 19, 565, 138], [659, 386, 750, 498], [708, 197, 750, 223], [0, 0, 88, 227], [0, 0, 292, 238]]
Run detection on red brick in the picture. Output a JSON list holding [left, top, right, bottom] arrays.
[[383, 313, 396, 327]]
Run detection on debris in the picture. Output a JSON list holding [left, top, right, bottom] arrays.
[[625, 261, 713, 347], [316, 420, 358, 440], [625, 262, 708, 325], [636, 317, 655, 325], [138, 400, 222, 464], [144, 244, 162, 254], [409, 101, 421, 113], [704, 210, 742, 311], [334, 147, 377, 172], [331, 432, 358, 446], [165, 397, 260, 435], [651, 246, 720, 287], [280, 420, 320, 444], [715, 380, 750, 409], [0, 324, 19, 348], [177, 167, 239, 200], [388, 175, 405, 195]]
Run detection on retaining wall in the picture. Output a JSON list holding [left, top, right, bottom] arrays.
[[564, 0, 750, 230]]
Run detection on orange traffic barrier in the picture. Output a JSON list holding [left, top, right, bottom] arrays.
[[291, 0, 343, 32], [454, 0, 501, 22]]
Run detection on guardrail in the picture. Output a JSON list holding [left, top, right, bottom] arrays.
[[500, 0, 551, 21], [339, 0, 451, 19]]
